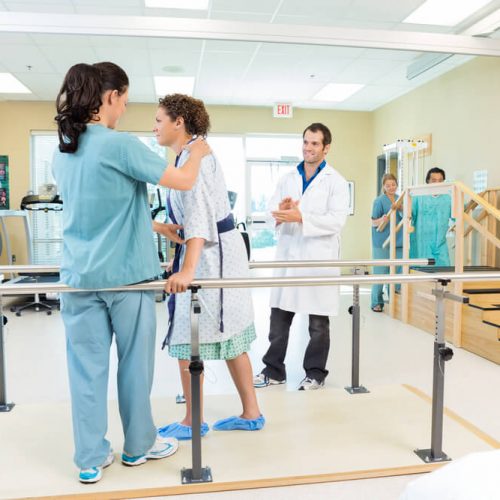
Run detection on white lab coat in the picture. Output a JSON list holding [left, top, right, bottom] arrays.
[[269, 164, 349, 316]]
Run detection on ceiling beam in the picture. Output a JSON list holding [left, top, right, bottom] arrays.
[[2, 12, 500, 56]]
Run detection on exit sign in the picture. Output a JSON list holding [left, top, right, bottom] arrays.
[[273, 103, 293, 118]]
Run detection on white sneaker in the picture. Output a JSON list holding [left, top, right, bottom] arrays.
[[253, 373, 286, 388], [79, 450, 115, 483], [298, 377, 325, 391], [122, 435, 178, 466]]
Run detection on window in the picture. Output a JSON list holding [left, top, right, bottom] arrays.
[[30, 133, 61, 264], [209, 135, 245, 223], [245, 134, 302, 255], [30, 132, 167, 265]]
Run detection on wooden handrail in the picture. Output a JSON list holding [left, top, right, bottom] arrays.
[[455, 181, 500, 221], [382, 219, 405, 249], [463, 212, 500, 251], [375, 181, 499, 262], [463, 209, 488, 237], [376, 192, 405, 232]]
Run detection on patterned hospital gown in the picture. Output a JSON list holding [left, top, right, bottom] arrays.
[[167, 149, 254, 346]]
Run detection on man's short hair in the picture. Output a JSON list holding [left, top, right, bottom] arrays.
[[303, 123, 332, 147], [425, 167, 446, 183]]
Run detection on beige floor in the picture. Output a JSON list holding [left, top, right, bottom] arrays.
[[1, 286, 500, 499], [1, 384, 497, 499]]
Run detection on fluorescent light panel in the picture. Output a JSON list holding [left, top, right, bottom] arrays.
[[145, 0, 209, 9], [0, 73, 31, 93], [403, 0, 492, 26], [313, 83, 364, 102], [154, 76, 195, 96]]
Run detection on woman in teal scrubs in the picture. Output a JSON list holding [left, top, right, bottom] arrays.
[[371, 173, 403, 312], [52, 62, 210, 483]]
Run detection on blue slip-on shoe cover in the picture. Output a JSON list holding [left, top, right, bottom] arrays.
[[158, 421, 209, 440], [212, 414, 265, 431]]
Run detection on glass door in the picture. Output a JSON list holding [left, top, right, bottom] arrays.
[[246, 159, 297, 260], [244, 135, 301, 260]]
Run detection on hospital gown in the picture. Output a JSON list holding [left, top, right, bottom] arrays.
[[167, 149, 255, 356], [410, 194, 452, 266]]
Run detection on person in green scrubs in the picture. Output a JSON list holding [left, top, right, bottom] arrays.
[[410, 168, 452, 267], [52, 62, 210, 483]]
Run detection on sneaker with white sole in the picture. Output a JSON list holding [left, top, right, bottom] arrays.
[[79, 450, 115, 484], [298, 377, 324, 391], [253, 373, 286, 388], [121, 435, 178, 466]]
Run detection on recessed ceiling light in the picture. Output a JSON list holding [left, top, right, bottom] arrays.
[[154, 76, 195, 96], [313, 83, 364, 102], [161, 65, 185, 74], [145, 0, 209, 9], [0, 73, 31, 93], [403, 0, 491, 26]]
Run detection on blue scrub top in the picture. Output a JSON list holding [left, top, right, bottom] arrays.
[[52, 124, 166, 289], [371, 193, 403, 248], [297, 160, 326, 193]]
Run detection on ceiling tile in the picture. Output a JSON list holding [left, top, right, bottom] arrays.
[[276, 0, 352, 18], [146, 37, 204, 51], [209, 11, 272, 23], [74, 5, 144, 15], [93, 47, 152, 75], [149, 47, 199, 75], [30, 33, 92, 47], [212, 0, 282, 14], [3, 1, 75, 13], [72, 0, 142, 6], [335, 58, 404, 85], [0, 44, 55, 73], [346, 0, 425, 23], [89, 35, 150, 49], [38, 44, 98, 73], [0, 32, 34, 44], [204, 39, 260, 54], [10, 72, 63, 99]]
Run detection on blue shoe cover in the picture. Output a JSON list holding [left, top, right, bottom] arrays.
[[212, 414, 265, 431], [158, 422, 209, 440]]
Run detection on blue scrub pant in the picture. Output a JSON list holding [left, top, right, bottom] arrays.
[[61, 291, 158, 469], [371, 246, 402, 309]]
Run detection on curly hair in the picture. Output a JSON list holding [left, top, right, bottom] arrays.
[[158, 94, 210, 137]]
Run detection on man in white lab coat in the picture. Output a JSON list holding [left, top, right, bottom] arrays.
[[253, 123, 350, 391]]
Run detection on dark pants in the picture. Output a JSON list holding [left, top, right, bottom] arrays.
[[261, 307, 330, 383]]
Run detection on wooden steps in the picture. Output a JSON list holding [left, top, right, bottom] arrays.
[[387, 270, 500, 364]]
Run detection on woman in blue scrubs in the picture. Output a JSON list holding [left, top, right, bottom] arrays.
[[52, 62, 210, 483], [371, 173, 403, 312]]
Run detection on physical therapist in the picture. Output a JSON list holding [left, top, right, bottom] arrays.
[[254, 123, 349, 391], [52, 62, 210, 484]]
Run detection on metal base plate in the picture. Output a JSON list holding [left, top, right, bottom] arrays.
[[414, 448, 451, 464], [345, 385, 370, 394], [181, 466, 213, 484], [0, 403, 15, 412]]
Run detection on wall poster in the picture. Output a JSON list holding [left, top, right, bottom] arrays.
[[0, 155, 9, 209]]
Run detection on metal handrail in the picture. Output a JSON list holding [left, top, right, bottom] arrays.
[[0, 271, 499, 294], [0, 258, 434, 275]]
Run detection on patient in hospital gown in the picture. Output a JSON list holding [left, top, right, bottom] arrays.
[[152, 93, 264, 440], [410, 167, 452, 267]]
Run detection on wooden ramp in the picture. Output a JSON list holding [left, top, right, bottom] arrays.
[[1, 385, 498, 500]]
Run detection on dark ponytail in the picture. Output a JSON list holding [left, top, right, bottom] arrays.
[[55, 62, 129, 153]]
